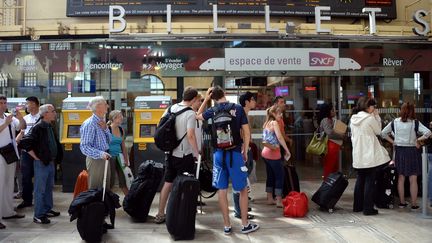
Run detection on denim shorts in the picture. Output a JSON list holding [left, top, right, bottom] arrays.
[[212, 150, 248, 191]]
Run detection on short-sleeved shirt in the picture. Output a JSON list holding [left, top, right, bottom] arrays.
[[23, 113, 40, 135], [0, 114, 20, 157], [162, 103, 196, 158], [202, 102, 248, 152]]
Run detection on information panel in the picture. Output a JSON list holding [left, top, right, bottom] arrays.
[[67, 0, 396, 18]]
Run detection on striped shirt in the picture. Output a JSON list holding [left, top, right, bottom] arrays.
[[80, 114, 111, 159]]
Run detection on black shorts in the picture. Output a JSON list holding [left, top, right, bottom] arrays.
[[165, 153, 195, 183]]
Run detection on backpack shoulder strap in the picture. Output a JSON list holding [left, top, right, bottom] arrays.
[[228, 103, 236, 111], [415, 120, 419, 133], [173, 106, 192, 116], [391, 120, 394, 132]]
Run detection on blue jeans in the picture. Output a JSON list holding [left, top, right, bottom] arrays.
[[263, 158, 284, 196], [34, 160, 54, 218], [21, 151, 34, 203], [428, 154, 432, 202]]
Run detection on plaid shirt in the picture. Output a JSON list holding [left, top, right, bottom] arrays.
[[80, 114, 111, 159]]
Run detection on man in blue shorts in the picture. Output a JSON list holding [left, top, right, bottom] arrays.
[[197, 86, 259, 235]]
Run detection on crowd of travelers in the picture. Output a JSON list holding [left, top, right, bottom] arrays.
[[0, 90, 431, 235]]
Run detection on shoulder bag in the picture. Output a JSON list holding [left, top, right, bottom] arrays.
[[306, 132, 328, 156], [0, 124, 19, 164]]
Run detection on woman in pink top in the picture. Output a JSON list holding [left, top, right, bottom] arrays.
[[261, 106, 291, 207]]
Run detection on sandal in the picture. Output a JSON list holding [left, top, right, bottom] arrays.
[[154, 214, 166, 224], [398, 203, 408, 208]]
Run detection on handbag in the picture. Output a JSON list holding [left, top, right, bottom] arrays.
[[306, 132, 328, 156], [282, 191, 309, 218], [0, 124, 18, 164], [116, 153, 134, 190]]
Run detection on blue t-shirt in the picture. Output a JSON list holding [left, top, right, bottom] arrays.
[[202, 102, 248, 151]]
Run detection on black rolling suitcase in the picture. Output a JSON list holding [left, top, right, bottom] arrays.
[[77, 201, 105, 242], [375, 165, 396, 209], [165, 172, 200, 240], [123, 160, 164, 221], [77, 159, 110, 242], [312, 172, 348, 212], [282, 164, 300, 198]]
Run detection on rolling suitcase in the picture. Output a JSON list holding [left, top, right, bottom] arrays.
[[375, 165, 396, 209], [123, 160, 164, 221], [73, 170, 89, 199], [165, 159, 200, 241], [77, 159, 109, 242], [77, 201, 105, 242], [311, 171, 348, 212]]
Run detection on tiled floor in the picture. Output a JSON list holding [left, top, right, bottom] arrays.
[[0, 179, 432, 243]]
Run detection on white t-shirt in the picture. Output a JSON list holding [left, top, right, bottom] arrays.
[[0, 113, 20, 157], [23, 113, 40, 135], [162, 103, 196, 158], [195, 120, 203, 152]]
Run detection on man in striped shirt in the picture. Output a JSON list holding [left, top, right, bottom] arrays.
[[79, 96, 111, 189]]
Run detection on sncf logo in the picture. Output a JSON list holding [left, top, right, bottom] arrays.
[[309, 52, 336, 66]]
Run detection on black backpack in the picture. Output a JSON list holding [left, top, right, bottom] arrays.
[[210, 103, 241, 150], [154, 106, 192, 152]]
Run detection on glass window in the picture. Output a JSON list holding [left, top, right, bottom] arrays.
[[0, 44, 12, 52], [23, 73, 37, 87], [53, 72, 66, 86], [0, 73, 8, 87], [21, 43, 41, 51], [49, 42, 71, 50], [142, 74, 164, 95]]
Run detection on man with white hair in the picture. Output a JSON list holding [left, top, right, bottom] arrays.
[[79, 96, 111, 190], [19, 104, 62, 224]]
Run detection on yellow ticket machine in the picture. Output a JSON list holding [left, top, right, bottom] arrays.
[[132, 96, 171, 173], [59, 97, 94, 192]]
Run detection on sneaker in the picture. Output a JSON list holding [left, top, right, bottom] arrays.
[[411, 205, 420, 210], [398, 203, 408, 208], [33, 216, 50, 224], [223, 226, 232, 235], [241, 222, 260, 234], [154, 214, 165, 224], [45, 210, 60, 217], [17, 201, 32, 209]]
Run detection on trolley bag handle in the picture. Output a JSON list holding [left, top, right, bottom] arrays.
[[195, 154, 202, 179], [102, 159, 109, 202]]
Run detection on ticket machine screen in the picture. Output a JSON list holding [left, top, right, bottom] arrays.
[[140, 124, 156, 138], [67, 125, 81, 138]]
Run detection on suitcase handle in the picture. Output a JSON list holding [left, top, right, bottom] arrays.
[[102, 159, 109, 202]]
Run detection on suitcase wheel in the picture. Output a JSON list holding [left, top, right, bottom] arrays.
[[328, 208, 334, 213]]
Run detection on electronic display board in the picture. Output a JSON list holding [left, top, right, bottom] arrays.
[[67, 0, 396, 19]]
